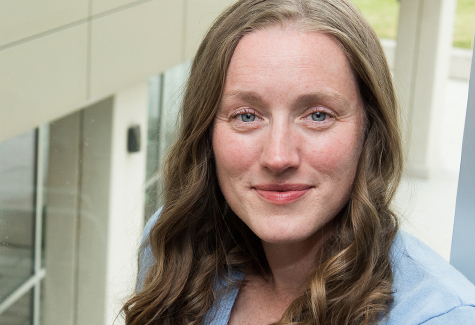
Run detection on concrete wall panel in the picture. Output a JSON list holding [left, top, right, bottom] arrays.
[[91, 0, 142, 16], [0, 24, 88, 143], [0, 0, 88, 47], [104, 83, 147, 325], [90, 0, 184, 98], [76, 98, 113, 325], [184, 0, 234, 59], [43, 112, 82, 325]]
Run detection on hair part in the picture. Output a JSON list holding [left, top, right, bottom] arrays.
[[122, 1, 403, 324]]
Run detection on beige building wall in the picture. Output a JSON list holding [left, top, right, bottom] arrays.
[[0, 0, 234, 143]]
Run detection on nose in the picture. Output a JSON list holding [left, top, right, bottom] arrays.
[[259, 123, 300, 173]]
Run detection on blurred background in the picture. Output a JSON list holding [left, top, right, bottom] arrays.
[[0, 0, 474, 324]]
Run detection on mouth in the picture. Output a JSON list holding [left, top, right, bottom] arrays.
[[252, 184, 312, 204]]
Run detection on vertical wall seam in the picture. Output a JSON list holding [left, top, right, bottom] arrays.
[[182, 0, 188, 61], [406, 0, 424, 141], [86, 0, 93, 100]]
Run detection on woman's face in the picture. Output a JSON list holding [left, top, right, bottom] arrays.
[[212, 26, 365, 245]]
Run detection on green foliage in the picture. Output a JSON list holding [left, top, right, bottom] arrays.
[[351, 0, 475, 49], [351, 0, 400, 40], [454, 0, 475, 49]]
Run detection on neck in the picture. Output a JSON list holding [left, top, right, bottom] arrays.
[[261, 221, 335, 296]]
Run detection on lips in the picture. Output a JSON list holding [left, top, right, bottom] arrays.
[[253, 184, 312, 204]]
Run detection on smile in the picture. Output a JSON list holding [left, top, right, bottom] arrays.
[[253, 184, 312, 204]]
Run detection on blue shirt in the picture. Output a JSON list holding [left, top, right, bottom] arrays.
[[139, 211, 475, 324]]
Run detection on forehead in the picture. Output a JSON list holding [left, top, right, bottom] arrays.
[[223, 26, 361, 112], [239, 24, 345, 59], [228, 25, 352, 78]]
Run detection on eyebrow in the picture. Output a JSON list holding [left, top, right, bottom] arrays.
[[221, 90, 351, 109], [294, 92, 351, 109], [222, 90, 265, 105]]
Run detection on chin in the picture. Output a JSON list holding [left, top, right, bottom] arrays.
[[250, 221, 326, 246]]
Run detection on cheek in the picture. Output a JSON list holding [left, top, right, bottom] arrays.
[[212, 125, 257, 181], [304, 128, 363, 176]]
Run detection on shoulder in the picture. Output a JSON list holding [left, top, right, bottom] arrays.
[[136, 208, 161, 292], [204, 270, 244, 325], [383, 230, 475, 324]]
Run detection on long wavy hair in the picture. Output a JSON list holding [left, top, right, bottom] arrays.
[[122, 0, 403, 324]]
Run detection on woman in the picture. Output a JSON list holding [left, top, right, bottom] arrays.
[[123, 0, 475, 324]]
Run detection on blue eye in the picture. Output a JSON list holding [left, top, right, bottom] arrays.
[[311, 112, 327, 121], [241, 113, 256, 122]]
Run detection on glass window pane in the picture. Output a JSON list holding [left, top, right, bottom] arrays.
[[144, 182, 160, 223], [145, 62, 191, 221], [0, 288, 33, 325], [146, 74, 162, 181], [0, 130, 37, 301]]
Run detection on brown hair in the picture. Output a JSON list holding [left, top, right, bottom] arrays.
[[122, 0, 403, 324]]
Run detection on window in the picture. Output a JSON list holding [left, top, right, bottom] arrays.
[[145, 61, 191, 221], [0, 127, 48, 325]]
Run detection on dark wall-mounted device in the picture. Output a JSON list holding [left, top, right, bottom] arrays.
[[127, 125, 141, 153]]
